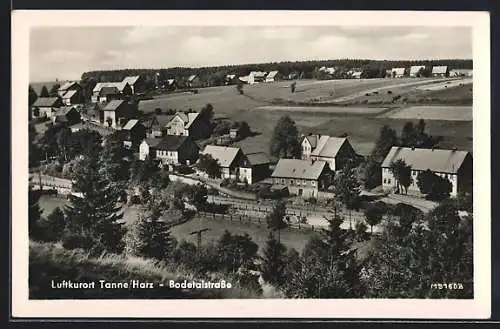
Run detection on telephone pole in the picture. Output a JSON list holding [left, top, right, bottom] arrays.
[[189, 228, 211, 255]]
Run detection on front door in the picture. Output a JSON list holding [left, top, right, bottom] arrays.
[[298, 189, 303, 196]]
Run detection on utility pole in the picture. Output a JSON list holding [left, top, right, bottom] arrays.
[[189, 228, 211, 256]]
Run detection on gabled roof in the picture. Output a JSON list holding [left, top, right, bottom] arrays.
[[58, 81, 79, 91], [166, 79, 176, 85], [310, 136, 348, 158], [381, 147, 470, 174], [62, 89, 78, 99], [271, 159, 327, 180], [351, 71, 362, 78], [141, 138, 162, 148], [122, 119, 139, 130], [226, 74, 236, 80], [250, 71, 267, 78], [187, 74, 198, 82], [103, 100, 126, 111], [266, 71, 279, 79], [99, 86, 120, 96], [166, 112, 200, 129], [93, 82, 129, 93], [409, 65, 426, 75], [303, 135, 318, 148], [391, 67, 406, 75], [245, 152, 270, 166], [432, 66, 448, 74], [32, 97, 60, 107], [200, 145, 241, 168], [122, 75, 141, 86], [55, 106, 77, 116], [155, 135, 191, 151]]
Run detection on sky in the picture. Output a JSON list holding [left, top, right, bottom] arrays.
[[29, 26, 472, 82]]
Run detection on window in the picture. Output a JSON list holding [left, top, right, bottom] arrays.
[[383, 178, 387, 184], [290, 180, 294, 185], [311, 181, 316, 187], [388, 179, 391, 184]]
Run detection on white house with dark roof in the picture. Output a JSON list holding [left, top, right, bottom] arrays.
[[431, 66, 449, 77], [165, 111, 211, 140], [391, 67, 407, 78], [409, 65, 426, 78], [31, 97, 63, 118], [239, 152, 271, 184], [153, 135, 199, 165], [58, 81, 82, 100], [91, 82, 132, 103], [449, 69, 473, 77], [301, 134, 358, 171], [122, 75, 144, 94], [248, 71, 267, 84], [265, 71, 279, 83], [271, 159, 330, 198], [102, 100, 134, 128], [198, 145, 247, 180], [381, 147, 473, 197]]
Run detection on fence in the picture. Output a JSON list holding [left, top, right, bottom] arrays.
[[197, 211, 319, 232]]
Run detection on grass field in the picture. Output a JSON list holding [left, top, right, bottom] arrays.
[[385, 106, 472, 121]]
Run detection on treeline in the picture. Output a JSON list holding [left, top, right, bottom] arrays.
[[80, 58, 473, 86]]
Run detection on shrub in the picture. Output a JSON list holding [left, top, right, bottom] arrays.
[[154, 108, 163, 115], [387, 90, 393, 94]]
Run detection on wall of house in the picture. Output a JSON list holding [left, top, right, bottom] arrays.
[[177, 141, 199, 165], [238, 167, 253, 184], [139, 142, 149, 161], [301, 138, 312, 160], [273, 177, 319, 198], [156, 149, 179, 165], [103, 111, 117, 128], [381, 167, 458, 196], [37, 107, 55, 118], [167, 116, 187, 136]]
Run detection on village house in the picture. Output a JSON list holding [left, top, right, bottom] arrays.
[[80, 103, 102, 124], [248, 71, 267, 84], [186, 74, 202, 88], [102, 100, 135, 129], [61, 90, 81, 106], [381, 146, 473, 197], [239, 152, 271, 185], [58, 81, 82, 101], [265, 71, 280, 83], [391, 67, 407, 78], [409, 65, 426, 78], [91, 82, 132, 103], [154, 135, 199, 166], [449, 69, 473, 77], [31, 97, 62, 119], [139, 138, 162, 161], [225, 74, 238, 85], [52, 106, 81, 126], [122, 75, 145, 94], [350, 71, 362, 79], [165, 111, 211, 140], [431, 66, 449, 77], [271, 159, 331, 199], [165, 79, 177, 90], [301, 134, 358, 171], [141, 115, 168, 138], [121, 119, 147, 149], [198, 145, 247, 180]]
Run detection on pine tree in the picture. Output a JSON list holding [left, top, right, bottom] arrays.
[[63, 152, 125, 255], [260, 234, 288, 286], [40, 85, 49, 97], [45, 206, 66, 242], [124, 206, 177, 261], [333, 161, 360, 229], [28, 181, 43, 241], [266, 200, 287, 242]]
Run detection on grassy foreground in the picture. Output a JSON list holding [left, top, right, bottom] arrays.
[[29, 241, 260, 299]]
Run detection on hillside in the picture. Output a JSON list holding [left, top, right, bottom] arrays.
[[29, 241, 260, 299]]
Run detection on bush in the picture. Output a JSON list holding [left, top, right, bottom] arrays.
[[154, 108, 163, 115], [387, 90, 393, 94], [42, 161, 63, 177], [175, 164, 195, 175]]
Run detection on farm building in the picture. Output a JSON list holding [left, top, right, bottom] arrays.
[[248, 71, 267, 84], [239, 152, 271, 184], [52, 106, 81, 125], [31, 97, 62, 119], [225, 74, 238, 85], [431, 66, 449, 77], [122, 119, 147, 149], [301, 135, 358, 171], [409, 65, 426, 78], [381, 147, 472, 197], [186, 74, 202, 88], [165, 111, 211, 140], [91, 82, 132, 103], [351, 71, 362, 79], [271, 159, 331, 199], [57, 81, 82, 98], [265, 71, 280, 83], [449, 69, 473, 77], [139, 138, 161, 161], [391, 67, 407, 78], [154, 135, 199, 166], [198, 145, 247, 180], [141, 115, 167, 138], [122, 75, 145, 94], [165, 79, 177, 90], [102, 100, 135, 129]]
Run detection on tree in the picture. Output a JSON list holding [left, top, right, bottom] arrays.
[[199, 103, 214, 123], [100, 137, 130, 183], [154, 108, 162, 115], [333, 161, 360, 229], [361, 157, 382, 189], [390, 159, 412, 194], [290, 81, 296, 93], [416, 170, 452, 201], [370, 125, 398, 162], [236, 83, 244, 95], [216, 230, 259, 274], [260, 235, 288, 286], [212, 121, 231, 137], [29, 86, 38, 107], [401, 122, 416, 147], [29, 124, 40, 167], [56, 126, 72, 162], [354, 221, 369, 242], [236, 121, 251, 138], [196, 154, 221, 178], [49, 83, 60, 97], [63, 152, 126, 255], [364, 203, 385, 233], [266, 200, 287, 242], [40, 85, 49, 97], [28, 182, 43, 241], [391, 203, 423, 236], [44, 207, 66, 242], [269, 115, 300, 159], [124, 206, 177, 261]]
